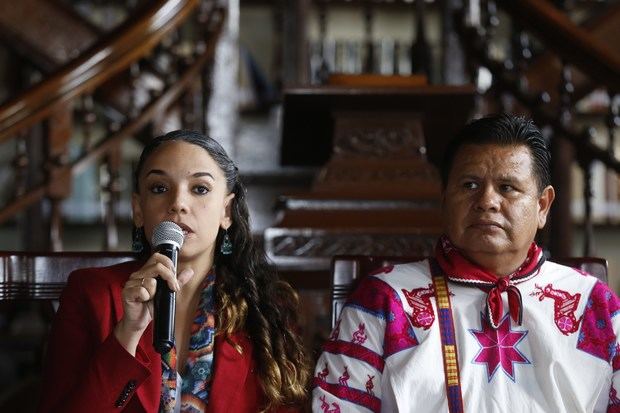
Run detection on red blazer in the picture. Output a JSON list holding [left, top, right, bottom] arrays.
[[39, 261, 295, 413]]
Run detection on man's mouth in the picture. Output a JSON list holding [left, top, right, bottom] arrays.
[[470, 220, 502, 228]]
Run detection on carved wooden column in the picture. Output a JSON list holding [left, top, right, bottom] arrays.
[[550, 63, 575, 258]]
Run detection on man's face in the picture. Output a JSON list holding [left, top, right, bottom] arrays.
[[441, 143, 554, 265]]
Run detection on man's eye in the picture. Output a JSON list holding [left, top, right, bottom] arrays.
[[500, 184, 515, 192], [193, 185, 210, 195], [149, 184, 167, 194], [463, 181, 478, 190]]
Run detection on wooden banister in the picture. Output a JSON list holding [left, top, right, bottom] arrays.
[[0, 8, 225, 226], [0, 0, 199, 143], [496, 0, 620, 91]]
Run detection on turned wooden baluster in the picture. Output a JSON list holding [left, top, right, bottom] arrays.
[[469, 0, 501, 113], [579, 129, 596, 256], [607, 91, 619, 223], [315, 0, 329, 83], [79, 94, 97, 152], [196, 2, 212, 132], [362, 1, 374, 74], [556, 61, 586, 256], [101, 146, 122, 250], [482, 0, 510, 112], [12, 133, 29, 199], [180, 21, 201, 131], [393, 40, 401, 75], [411, 0, 432, 81], [510, 22, 532, 99], [129, 62, 142, 119], [46, 103, 73, 251], [608, 91, 619, 156], [458, 1, 482, 95], [166, 29, 182, 86]]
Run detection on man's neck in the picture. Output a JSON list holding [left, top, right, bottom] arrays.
[[463, 251, 529, 277]]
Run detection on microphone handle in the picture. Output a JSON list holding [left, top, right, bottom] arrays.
[[153, 243, 178, 354]]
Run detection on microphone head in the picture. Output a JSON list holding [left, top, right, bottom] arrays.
[[151, 221, 185, 250]]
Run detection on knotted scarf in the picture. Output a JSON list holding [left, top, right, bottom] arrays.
[[435, 236, 544, 329], [160, 272, 216, 412]]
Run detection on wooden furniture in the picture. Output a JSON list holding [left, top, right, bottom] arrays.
[[330, 255, 609, 328], [266, 85, 475, 277], [280, 85, 476, 167], [0, 251, 138, 301], [0, 251, 138, 412], [327, 73, 427, 88]]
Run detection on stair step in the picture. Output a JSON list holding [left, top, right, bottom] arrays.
[[0, 0, 99, 71]]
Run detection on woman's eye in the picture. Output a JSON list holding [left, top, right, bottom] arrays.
[[193, 185, 210, 195], [149, 184, 167, 194]]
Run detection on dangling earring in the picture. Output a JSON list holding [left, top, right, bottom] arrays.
[[132, 226, 145, 253], [220, 229, 233, 255]]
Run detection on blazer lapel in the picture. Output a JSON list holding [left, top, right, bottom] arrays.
[[207, 333, 252, 413]]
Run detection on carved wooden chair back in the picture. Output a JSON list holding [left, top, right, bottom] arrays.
[[0, 251, 138, 412]]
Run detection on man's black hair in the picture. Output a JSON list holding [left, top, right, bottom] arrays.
[[440, 113, 551, 193]]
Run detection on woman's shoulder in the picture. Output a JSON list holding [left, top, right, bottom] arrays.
[[65, 260, 143, 297]]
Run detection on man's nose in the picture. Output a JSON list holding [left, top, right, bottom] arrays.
[[475, 185, 501, 211]]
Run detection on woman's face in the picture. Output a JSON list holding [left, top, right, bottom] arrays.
[[132, 141, 234, 262]]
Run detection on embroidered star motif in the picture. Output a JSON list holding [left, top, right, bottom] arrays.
[[469, 312, 530, 382]]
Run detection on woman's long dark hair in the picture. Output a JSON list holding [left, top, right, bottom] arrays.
[[133, 130, 310, 410]]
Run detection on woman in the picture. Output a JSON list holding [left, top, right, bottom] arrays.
[[39, 130, 310, 412]]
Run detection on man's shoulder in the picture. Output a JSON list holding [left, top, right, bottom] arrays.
[[540, 260, 605, 290], [365, 258, 433, 288]]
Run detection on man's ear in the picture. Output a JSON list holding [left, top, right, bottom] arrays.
[[131, 193, 144, 228], [220, 192, 235, 230], [537, 185, 555, 229]]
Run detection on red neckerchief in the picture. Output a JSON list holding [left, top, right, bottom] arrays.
[[435, 235, 544, 329]]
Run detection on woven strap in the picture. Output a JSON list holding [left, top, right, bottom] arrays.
[[430, 259, 464, 413]]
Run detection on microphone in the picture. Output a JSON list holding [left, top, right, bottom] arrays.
[[151, 221, 184, 354]]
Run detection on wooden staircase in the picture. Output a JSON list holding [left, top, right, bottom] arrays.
[[0, 0, 227, 251], [456, 0, 620, 258], [0, 0, 101, 72]]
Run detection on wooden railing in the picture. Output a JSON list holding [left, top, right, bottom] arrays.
[[457, 0, 620, 257], [0, 0, 226, 251]]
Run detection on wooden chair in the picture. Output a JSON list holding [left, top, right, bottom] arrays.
[[0, 251, 138, 412], [0, 251, 137, 302], [330, 255, 609, 329]]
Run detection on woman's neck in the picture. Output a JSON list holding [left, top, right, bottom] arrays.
[[177, 254, 214, 301]]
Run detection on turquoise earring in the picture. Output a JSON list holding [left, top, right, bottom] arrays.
[[132, 226, 145, 253], [220, 230, 233, 255]]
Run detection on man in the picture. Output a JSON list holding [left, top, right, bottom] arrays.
[[312, 114, 619, 412]]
